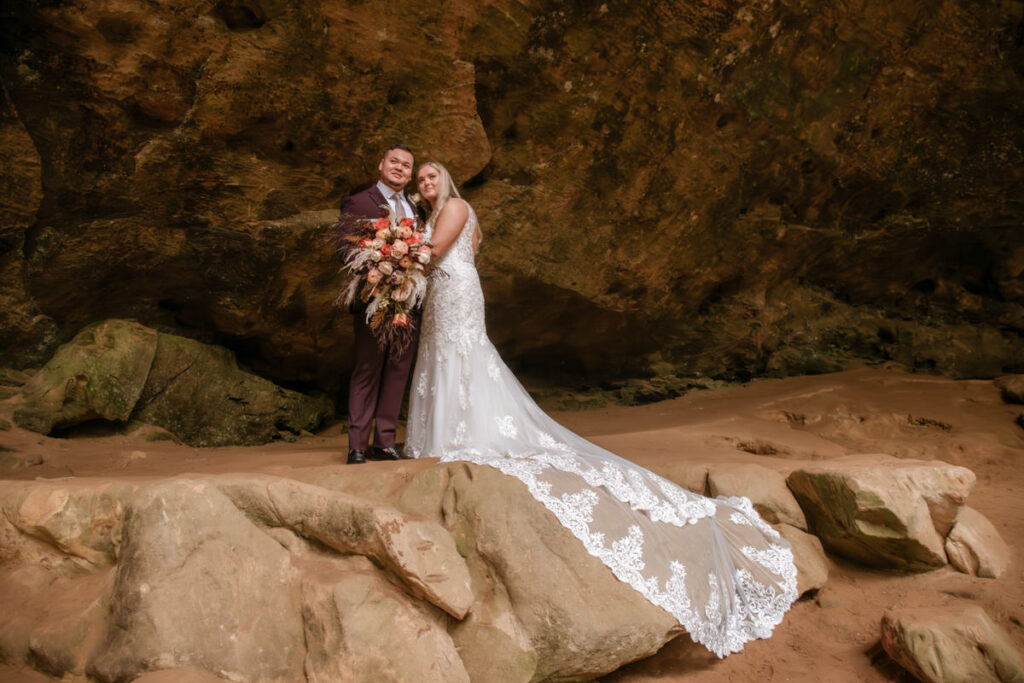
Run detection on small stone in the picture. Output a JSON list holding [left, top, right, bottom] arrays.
[[815, 593, 843, 609], [945, 506, 1009, 579], [659, 463, 709, 494], [0, 451, 42, 470], [881, 605, 1024, 683], [131, 669, 228, 683], [709, 463, 807, 529], [994, 375, 1024, 404], [776, 523, 829, 596]]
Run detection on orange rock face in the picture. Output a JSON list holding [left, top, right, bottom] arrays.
[[1, 0, 1021, 387]]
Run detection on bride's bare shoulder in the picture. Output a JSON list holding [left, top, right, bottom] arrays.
[[441, 197, 470, 218]]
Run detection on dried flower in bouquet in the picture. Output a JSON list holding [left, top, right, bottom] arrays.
[[336, 212, 431, 352]]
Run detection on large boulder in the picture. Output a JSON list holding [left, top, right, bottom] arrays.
[[944, 506, 1010, 579], [0, 480, 138, 569], [13, 319, 331, 446], [881, 606, 1024, 683], [129, 329, 331, 446], [0, 467, 694, 682], [13, 320, 157, 434], [399, 462, 683, 683], [88, 480, 307, 682], [216, 476, 473, 618], [786, 454, 975, 571], [300, 562, 470, 683]]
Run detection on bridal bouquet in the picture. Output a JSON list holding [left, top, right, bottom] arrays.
[[337, 212, 432, 351]]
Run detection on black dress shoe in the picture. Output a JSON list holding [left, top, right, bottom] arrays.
[[347, 449, 367, 464], [370, 446, 401, 461]]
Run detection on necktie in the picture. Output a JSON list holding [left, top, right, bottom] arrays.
[[392, 193, 407, 219]]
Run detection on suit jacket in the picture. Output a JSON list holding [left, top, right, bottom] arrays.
[[339, 184, 425, 226]]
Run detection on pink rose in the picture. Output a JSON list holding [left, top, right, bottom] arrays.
[[380, 244, 392, 258], [375, 228, 389, 240], [408, 231, 423, 245], [366, 269, 381, 284], [391, 240, 409, 256], [393, 313, 409, 327], [399, 256, 412, 269], [397, 225, 413, 239]]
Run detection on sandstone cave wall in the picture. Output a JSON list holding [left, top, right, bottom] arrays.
[[1, 0, 1022, 389]]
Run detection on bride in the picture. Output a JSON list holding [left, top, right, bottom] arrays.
[[404, 161, 798, 657]]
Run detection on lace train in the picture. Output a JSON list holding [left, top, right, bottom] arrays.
[[405, 205, 798, 656]]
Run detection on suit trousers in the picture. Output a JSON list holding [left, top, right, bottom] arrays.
[[347, 314, 417, 451]]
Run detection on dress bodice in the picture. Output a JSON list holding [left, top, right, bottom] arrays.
[[420, 204, 487, 357], [428, 203, 478, 271]]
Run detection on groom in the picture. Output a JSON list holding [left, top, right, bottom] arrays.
[[338, 144, 424, 464]]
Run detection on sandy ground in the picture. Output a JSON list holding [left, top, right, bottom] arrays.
[[1, 365, 1022, 681]]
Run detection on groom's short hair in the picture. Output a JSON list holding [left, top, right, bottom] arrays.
[[382, 144, 413, 159]]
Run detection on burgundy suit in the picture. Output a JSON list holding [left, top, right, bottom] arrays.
[[339, 184, 425, 452]]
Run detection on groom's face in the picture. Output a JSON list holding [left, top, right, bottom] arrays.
[[378, 148, 414, 192]]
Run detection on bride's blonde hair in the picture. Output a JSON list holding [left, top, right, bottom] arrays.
[[415, 161, 461, 226]]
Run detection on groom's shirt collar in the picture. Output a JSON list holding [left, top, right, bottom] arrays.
[[375, 181, 414, 217]]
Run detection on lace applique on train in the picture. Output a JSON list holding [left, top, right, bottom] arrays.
[[404, 203, 798, 657]]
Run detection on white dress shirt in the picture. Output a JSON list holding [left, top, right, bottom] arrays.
[[376, 181, 415, 219]]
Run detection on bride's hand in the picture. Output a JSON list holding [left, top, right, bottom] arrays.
[[428, 199, 470, 259]]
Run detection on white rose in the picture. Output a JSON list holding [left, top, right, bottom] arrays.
[[378, 261, 394, 276], [370, 238, 385, 249], [370, 250, 382, 262]]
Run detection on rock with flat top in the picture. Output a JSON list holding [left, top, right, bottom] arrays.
[[787, 454, 975, 571]]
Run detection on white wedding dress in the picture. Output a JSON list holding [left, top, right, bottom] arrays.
[[405, 204, 798, 657]]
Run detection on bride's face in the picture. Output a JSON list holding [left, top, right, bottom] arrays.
[[417, 166, 441, 205]]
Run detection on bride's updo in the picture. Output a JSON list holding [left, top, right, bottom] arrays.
[[416, 161, 461, 227]]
